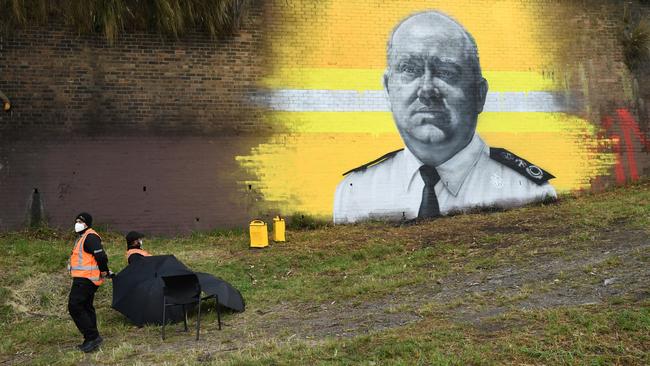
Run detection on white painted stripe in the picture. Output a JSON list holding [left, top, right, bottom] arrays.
[[250, 89, 572, 112]]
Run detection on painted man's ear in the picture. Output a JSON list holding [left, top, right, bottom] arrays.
[[475, 77, 488, 114], [383, 71, 390, 93]]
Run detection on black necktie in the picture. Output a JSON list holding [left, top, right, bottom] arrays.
[[418, 165, 441, 219]]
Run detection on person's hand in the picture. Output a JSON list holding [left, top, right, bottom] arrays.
[[100, 271, 115, 279]]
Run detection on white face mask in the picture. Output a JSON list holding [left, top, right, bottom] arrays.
[[74, 222, 86, 233]]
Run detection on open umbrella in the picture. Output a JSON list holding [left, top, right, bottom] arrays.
[[112, 255, 194, 326], [196, 272, 246, 312]]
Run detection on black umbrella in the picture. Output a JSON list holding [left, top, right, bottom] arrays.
[[112, 255, 194, 326], [196, 272, 246, 312]]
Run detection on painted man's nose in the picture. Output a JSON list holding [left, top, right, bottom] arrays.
[[417, 69, 441, 106], [417, 83, 441, 106]]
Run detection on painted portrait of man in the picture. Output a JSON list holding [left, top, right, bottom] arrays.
[[333, 11, 557, 223]]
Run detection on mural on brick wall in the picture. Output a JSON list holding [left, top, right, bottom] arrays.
[[333, 11, 557, 223], [239, 0, 639, 223], [1, 0, 648, 234]]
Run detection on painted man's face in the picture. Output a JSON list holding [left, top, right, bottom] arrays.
[[385, 15, 487, 166]]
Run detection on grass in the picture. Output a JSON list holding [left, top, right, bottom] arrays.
[[0, 180, 648, 365]]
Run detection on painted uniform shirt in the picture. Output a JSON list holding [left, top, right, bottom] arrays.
[[333, 134, 556, 223]]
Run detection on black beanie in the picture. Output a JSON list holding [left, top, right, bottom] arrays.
[[76, 212, 93, 227], [125, 231, 144, 245]]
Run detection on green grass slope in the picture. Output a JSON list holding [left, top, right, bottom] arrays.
[[0, 181, 648, 365]]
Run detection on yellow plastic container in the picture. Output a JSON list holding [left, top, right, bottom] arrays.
[[272, 216, 286, 242], [249, 220, 268, 248]]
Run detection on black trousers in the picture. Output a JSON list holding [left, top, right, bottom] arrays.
[[68, 278, 100, 341]]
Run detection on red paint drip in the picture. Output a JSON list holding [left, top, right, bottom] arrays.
[[610, 134, 627, 184], [597, 109, 648, 185], [617, 108, 650, 149]]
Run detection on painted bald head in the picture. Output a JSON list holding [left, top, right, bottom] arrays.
[[387, 11, 482, 81], [384, 11, 488, 166]]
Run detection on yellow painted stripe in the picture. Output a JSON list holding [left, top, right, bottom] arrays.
[[261, 68, 384, 91], [485, 71, 558, 93], [261, 68, 558, 92], [264, 112, 595, 134], [478, 113, 599, 134], [266, 0, 551, 70], [237, 131, 614, 216]]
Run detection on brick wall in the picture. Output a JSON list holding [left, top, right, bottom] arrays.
[[0, 0, 648, 234], [0, 3, 266, 138]]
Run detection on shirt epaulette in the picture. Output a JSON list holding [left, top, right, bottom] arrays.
[[342, 148, 404, 176], [489, 147, 555, 185]]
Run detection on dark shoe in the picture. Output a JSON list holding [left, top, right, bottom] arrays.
[[77, 341, 89, 351], [80, 336, 103, 353]]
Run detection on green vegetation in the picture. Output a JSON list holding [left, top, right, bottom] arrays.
[[0, 181, 649, 365], [0, 0, 247, 44], [622, 1, 650, 71]]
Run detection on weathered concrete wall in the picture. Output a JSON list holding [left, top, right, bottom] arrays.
[[0, 137, 262, 233], [0, 0, 648, 234]]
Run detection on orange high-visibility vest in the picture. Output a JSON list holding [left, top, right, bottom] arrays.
[[68, 228, 104, 286], [126, 248, 152, 261]]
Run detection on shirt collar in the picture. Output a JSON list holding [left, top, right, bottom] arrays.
[[402, 146, 425, 193], [403, 133, 487, 196]]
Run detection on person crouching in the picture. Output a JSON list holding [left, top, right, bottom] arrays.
[[125, 231, 152, 264]]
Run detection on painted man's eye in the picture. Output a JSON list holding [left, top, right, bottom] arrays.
[[399, 63, 421, 75], [435, 67, 460, 82], [402, 66, 415, 73]]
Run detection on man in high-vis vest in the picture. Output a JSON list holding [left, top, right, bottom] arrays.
[[67, 212, 111, 353], [125, 231, 152, 264]]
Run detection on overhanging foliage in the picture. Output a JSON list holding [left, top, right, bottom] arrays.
[[0, 0, 248, 44], [621, 2, 650, 72]]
